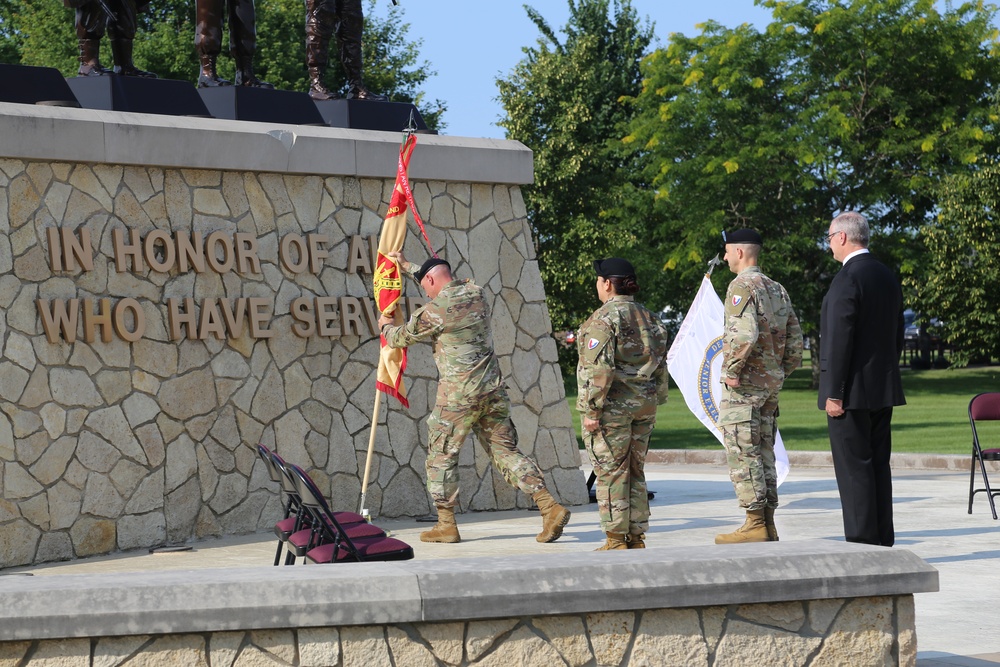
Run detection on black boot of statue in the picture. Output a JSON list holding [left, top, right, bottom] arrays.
[[198, 54, 231, 87], [77, 39, 113, 77], [308, 66, 339, 100], [234, 56, 274, 88], [111, 39, 157, 77]]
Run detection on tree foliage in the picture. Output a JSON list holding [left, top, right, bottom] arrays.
[[0, 0, 445, 130], [910, 162, 1000, 366], [497, 0, 655, 335], [626, 0, 1000, 350]]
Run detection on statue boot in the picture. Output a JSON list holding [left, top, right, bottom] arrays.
[[715, 509, 769, 544], [308, 66, 339, 100], [77, 39, 113, 77], [420, 506, 460, 543], [110, 39, 157, 78], [765, 507, 779, 542], [533, 489, 571, 543], [595, 533, 628, 551], [233, 55, 273, 89], [198, 54, 231, 87], [338, 13, 386, 101]]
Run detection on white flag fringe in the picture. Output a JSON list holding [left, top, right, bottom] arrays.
[[666, 275, 790, 486]]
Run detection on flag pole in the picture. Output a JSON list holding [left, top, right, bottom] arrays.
[[359, 127, 418, 518], [706, 253, 723, 277], [358, 389, 383, 516]]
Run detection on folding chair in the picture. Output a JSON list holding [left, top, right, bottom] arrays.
[[270, 453, 368, 565], [288, 464, 413, 563], [968, 392, 1000, 520]]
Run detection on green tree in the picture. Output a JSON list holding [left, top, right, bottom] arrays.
[[910, 161, 1000, 366], [497, 0, 655, 343], [1, 0, 445, 130], [626, 0, 1000, 377]]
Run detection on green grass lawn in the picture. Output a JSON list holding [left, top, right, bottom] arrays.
[[565, 363, 1000, 455]]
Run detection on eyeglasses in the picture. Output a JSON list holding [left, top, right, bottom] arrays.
[[824, 230, 843, 244]]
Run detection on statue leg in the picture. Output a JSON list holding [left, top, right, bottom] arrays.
[[107, 0, 156, 78], [306, 0, 338, 99], [230, 0, 273, 88], [336, 0, 386, 101], [75, 2, 113, 77], [195, 0, 230, 86]]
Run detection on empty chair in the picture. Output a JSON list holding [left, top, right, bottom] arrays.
[[269, 452, 367, 565], [256, 444, 300, 566], [969, 392, 1000, 520], [288, 464, 413, 563]]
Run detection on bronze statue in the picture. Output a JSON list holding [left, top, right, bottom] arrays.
[[306, 0, 386, 101], [195, 0, 272, 87], [65, 0, 156, 77]]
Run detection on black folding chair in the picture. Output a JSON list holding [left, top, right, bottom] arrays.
[[968, 392, 1000, 520], [270, 453, 368, 565], [288, 464, 413, 563]]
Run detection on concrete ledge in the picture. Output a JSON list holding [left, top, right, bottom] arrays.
[[0, 540, 937, 642], [647, 448, 996, 471], [0, 102, 533, 184]]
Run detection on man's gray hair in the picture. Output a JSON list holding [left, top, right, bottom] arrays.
[[831, 211, 870, 247]]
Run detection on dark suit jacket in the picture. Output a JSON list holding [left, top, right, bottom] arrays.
[[818, 252, 906, 410]]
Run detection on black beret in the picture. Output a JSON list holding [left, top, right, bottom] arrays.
[[722, 228, 763, 246], [593, 257, 636, 278], [414, 257, 450, 282]]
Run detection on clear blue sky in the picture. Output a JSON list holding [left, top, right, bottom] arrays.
[[368, 1, 772, 138]]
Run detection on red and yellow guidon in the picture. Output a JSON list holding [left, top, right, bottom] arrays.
[[374, 253, 403, 313]]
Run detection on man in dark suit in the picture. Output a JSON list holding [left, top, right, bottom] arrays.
[[819, 211, 906, 547]]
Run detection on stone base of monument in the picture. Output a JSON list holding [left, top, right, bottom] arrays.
[[199, 86, 325, 125], [0, 542, 936, 665], [66, 76, 211, 117], [314, 98, 432, 133], [0, 64, 80, 107]]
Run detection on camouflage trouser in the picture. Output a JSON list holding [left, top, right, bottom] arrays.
[[583, 399, 656, 535], [719, 387, 779, 511], [425, 389, 545, 509]]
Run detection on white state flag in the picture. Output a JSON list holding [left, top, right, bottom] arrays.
[[666, 275, 790, 486]]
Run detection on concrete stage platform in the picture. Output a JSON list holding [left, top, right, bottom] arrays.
[[6, 461, 998, 666]]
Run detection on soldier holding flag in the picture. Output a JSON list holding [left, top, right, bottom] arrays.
[[378, 253, 570, 544]]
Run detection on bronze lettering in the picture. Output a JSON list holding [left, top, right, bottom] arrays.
[[82, 298, 114, 343], [113, 298, 145, 342], [37, 299, 79, 344]]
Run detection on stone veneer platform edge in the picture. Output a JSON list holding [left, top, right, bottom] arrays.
[[0, 102, 534, 185], [0, 539, 938, 642]]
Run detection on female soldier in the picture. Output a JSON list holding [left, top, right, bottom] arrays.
[[577, 258, 669, 550]]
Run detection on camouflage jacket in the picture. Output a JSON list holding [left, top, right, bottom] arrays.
[[722, 266, 804, 392], [576, 296, 669, 421], [383, 262, 502, 404]]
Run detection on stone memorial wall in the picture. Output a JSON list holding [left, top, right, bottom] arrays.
[[0, 105, 588, 567]]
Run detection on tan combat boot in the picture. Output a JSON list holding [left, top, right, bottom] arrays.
[[627, 533, 646, 549], [764, 507, 779, 542], [533, 489, 571, 543], [715, 509, 769, 544], [420, 506, 460, 543], [595, 533, 628, 551]]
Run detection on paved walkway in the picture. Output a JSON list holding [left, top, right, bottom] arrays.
[[7, 462, 1000, 666]]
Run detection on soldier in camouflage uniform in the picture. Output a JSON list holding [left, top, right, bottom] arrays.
[[577, 258, 669, 551], [716, 229, 803, 544], [378, 253, 570, 544]]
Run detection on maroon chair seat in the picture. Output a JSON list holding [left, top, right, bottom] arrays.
[[288, 464, 414, 563], [306, 535, 414, 563], [287, 521, 385, 559]]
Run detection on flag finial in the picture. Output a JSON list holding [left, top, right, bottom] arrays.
[[706, 254, 723, 276]]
